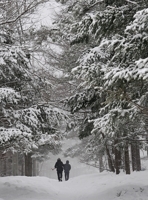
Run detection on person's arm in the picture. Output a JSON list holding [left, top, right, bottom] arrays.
[[54, 162, 57, 169], [52, 163, 56, 170]]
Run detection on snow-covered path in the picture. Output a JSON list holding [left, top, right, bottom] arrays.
[[0, 171, 148, 200], [54, 172, 148, 200]]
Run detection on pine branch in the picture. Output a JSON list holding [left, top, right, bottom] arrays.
[[125, 0, 139, 6], [125, 93, 148, 114]]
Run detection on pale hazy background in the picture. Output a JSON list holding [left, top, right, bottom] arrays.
[[39, 137, 98, 179]]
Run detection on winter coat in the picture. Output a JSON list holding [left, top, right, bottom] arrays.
[[55, 160, 64, 172], [64, 163, 71, 172]]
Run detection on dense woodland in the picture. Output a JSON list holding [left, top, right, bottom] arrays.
[[0, 0, 148, 176]]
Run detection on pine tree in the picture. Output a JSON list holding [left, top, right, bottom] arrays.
[[0, 1, 68, 176], [54, 0, 148, 174]]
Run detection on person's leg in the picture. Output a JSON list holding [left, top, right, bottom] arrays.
[[59, 171, 63, 181], [57, 171, 60, 181], [65, 172, 68, 181], [67, 171, 69, 180]]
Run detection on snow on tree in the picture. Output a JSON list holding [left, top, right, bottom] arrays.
[[0, 0, 70, 176], [54, 0, 148, 174], [0, 30, 68, 154]]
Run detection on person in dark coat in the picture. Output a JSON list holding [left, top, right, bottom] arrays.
[[54, 158, 64, 181], [64, 160, 71, 181]]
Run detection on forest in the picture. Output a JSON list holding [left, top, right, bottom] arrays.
[[0, 0, 148, 176]]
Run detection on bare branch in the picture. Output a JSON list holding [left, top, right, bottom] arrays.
[[0, 1, 45, 26]]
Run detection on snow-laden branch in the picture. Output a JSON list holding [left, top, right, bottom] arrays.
[[125, 0, 139, 6], [0, 1, 45, 26]]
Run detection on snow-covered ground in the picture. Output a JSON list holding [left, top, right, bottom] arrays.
[[0, 167, 148, 200], [0, 136, 148, 200]]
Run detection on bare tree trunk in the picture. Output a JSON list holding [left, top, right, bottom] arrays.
[[131, 142, 141, 171], [145, 130, 148, 157], [99, 154, 104, 172], [136, 143, 141, 171], [3, 157, 7, 176], [32, 159, 37, 176], [0, 152, 6, 176], [101, 132, 115, 172], [114, 139, 121, 174], [114, 146, 121, 174], [0, 154, 1, 176], [131, 142, 137, 171], [143, 114, 148, 156], [12, 153, 18, 176], [21, 161, 25, 175], [15, 1, 24, 45], [106, 146, 115, 172], [124, 142, 130, 174], [25, 153, 33, 176]]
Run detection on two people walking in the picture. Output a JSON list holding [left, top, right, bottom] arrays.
[[54, 158, 71, 181]]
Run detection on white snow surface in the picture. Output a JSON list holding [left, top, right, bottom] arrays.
[[0, 168, 148, 200], [0, 137, 148, 200]]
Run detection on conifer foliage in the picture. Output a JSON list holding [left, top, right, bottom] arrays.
[[0, 0, 68, 176], [56, 0, 148, 174]]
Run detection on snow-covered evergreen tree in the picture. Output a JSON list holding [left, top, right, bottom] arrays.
[[0, 1, 69, 176], [54, 0, 148, 174]]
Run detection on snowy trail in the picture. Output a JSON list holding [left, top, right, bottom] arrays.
[[52, 174, 101, 200], [0, 172, 148, 200]]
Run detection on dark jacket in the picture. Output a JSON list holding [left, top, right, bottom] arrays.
[[55, 159, 64, 172], [64, 161, 71, 172]]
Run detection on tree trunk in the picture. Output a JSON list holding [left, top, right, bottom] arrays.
[[131, 142, 137, 171], [101, 132, 115, 172], [115, 146, 121, 174], [21, 161, 25, 176], [106, 146, 115, 172], [1, 153, 7, 176], [131, 142, 141, 171], [25, 153, 33, 176], [12, 153, 18, 176], [135, 142, 141, 171], [32, 159, 37, 176], [124, 143, 130, 174], [145, 130, 148, 157], [3, 157, 7, 176], [99, 154, 104, 172]]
